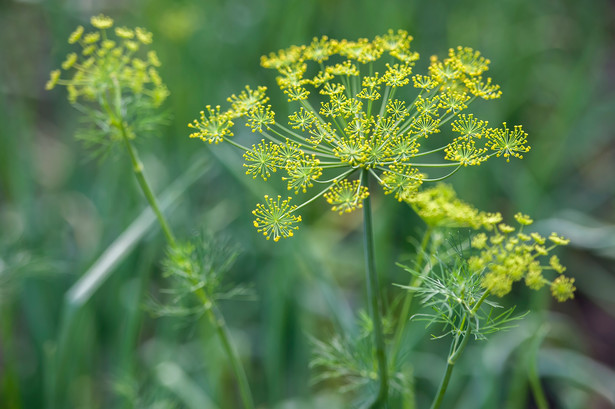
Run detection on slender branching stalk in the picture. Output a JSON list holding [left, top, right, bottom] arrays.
[[117, 120, 176, 247], [361, 169, 389, 407]]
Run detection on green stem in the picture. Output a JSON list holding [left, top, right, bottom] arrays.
[[117, 121, 176, 246], [429, 318, 472, 409], [471, 290, 490, 315], [196, 289, 255, 409], [361, 168, 389, 408], [390, 226, 432, 366]]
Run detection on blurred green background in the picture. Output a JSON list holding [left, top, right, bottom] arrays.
[[1, 0, 614, 408]]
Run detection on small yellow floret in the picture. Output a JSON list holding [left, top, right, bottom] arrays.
[[525, 265, 546, 290], [83, 32, 100, 44], [45, 70, 61, 90], [549, 255, 566, 273], [68, 25, 84, 44], [498, 223, 515, 234], [550, 276, 575, 302], [91, 14, 114, 30], [61, 53, 78, 70], [482, 272, 512, 297], [124, 40, 139, 52], [531, 233, 545, 245], [135, 27, 153, 44], [514, 212, 533, 225], [115, 27, 134, 39], [471, 233, 487, 249], [148, 51, 161, 67], [549, 233, 570, 246]]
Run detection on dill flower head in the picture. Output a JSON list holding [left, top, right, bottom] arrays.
[[47, 15, 169, 156], [252, 195, 302, 242], [468, 212, 575, 301], [190, 31, 530, 241]]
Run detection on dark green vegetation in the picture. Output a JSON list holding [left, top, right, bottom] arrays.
[[1, 0, 614, 408]]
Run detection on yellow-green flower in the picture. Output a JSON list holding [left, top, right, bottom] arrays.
[[485, 123, 531, 162], [91, 14, 113, 30], [189, 106, 234, 144], [466, 211, 574, 301], [325, 179, 370, 214], [68, 26, 84, 44], [514, 212, 533, 225], [252, 195, 302, 242], [551, 276, 576, 302]]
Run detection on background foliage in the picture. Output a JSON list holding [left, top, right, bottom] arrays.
[[1, 0, 614, 408]]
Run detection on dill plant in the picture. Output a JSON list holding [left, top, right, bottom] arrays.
[[47, 15, 255, 409], [190, 31, 575, 408], [46, 14, 174, 244]]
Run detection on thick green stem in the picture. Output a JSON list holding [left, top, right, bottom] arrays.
[[361, 168, 389, 408], [390, 226, 432, 365], [429, 319, 472, 409], [196, 290, 255, 409], [118, 122, 176, 246]]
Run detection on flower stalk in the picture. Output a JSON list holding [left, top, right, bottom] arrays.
[[361, 169, 389, 407], [117, 119, 176, 246]]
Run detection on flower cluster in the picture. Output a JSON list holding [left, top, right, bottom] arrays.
[[47, 15, 169, 153], [252, 195, 302, 242], [190, 31, 530, 241], [47, 14, 168, 105], [469, 213, 575, 301]]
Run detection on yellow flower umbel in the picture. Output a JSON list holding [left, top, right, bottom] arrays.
[[252, 195, 302, 241], [468, 213, 575, 302], [190, 31, 530, 241], [47, 15, 169, 156]]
